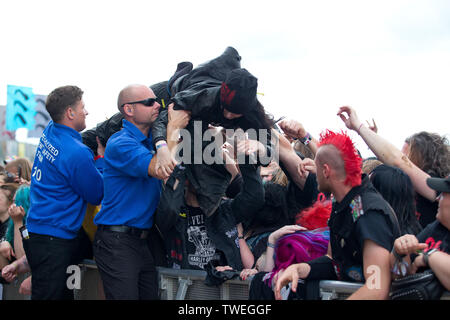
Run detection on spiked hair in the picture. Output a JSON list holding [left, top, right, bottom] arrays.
[[318, 130, 362, 187]]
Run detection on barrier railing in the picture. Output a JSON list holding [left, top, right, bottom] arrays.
[[2, 260, 449, 300], [156, 267, 250, 300]]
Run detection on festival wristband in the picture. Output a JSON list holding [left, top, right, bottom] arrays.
[[156, 142, 168, 150], [300, 132, 312, 145], [391, 247, 406, 260], [94, 155, 104, 161], [357, 123, 364, 134]]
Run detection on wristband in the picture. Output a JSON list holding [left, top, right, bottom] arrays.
[[267, 241, 275, 248], [156, 142, 168, 150], [94, 155, 104, 161], [299, 132, 312, 146], [391, 247, 408, 276], [238, 235, 245, 240], [391, 247, 406, 260], [357, 123, 364, 135]]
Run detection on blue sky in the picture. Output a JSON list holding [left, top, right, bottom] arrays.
[[1, 0, 449, 157]]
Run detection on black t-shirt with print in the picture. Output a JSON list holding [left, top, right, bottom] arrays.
[[167, 205, 223, 270], [416, 220, 450, 255], [330, 209, 396, 283]]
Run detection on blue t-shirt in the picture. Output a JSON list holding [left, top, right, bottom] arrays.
[[94, 119, 162, 229], [27, 121, 104, 239]]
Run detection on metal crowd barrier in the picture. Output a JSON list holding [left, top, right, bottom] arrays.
[[1, 273, 31, 300], [73, 260, 251, 300], [75, 261, 450, 300], [3, 260, 449, 300], [156, 267, 250, 300], [318, 280, 450, 300]]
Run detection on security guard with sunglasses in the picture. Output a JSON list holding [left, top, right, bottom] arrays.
[[93, 84, 190, 300]]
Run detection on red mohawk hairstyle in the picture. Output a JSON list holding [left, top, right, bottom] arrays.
[[318, 130, 362, 187]]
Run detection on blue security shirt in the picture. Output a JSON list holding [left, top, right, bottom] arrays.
[[27, 121, 104, 239], [94, 119, 162, 229]]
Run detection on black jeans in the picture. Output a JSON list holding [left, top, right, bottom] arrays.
[[23, 232, 78, 300], [93, 227, 159, 300]]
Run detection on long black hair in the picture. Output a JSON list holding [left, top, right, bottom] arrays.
[[370, 164, 422, 235], [219, 100, 276, 132]]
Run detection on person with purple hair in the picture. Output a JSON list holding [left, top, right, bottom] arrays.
[[266, 227, 330, 287], [247, 213, 330, 300]]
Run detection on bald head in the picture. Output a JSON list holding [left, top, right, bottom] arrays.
[[117, 84, 152, 112], [316, 144, 346, 181]]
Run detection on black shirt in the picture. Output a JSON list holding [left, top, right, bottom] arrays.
[[0, 217, 10, 239], [328, 175, 400, 282], [416, 220, 450, 255], [416, 193, 439, 229], [166, 205, 222, 270]]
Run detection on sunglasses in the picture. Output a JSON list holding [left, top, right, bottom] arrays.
[[121, 98, 158, 109]]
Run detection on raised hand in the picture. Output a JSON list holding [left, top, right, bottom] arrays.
[[337, 106, 363, 132], [366, 118, 378, 133], [8, 204, 26, 223], [278, 119, 307, 140], [268, 225, 306, 245]]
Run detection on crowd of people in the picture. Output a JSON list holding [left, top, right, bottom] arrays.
[[0, 47, 449, 300]]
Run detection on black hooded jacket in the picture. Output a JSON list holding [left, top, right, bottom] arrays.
[[151, 46, 270, 145]]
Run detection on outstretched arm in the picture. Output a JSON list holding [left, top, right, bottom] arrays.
[[337, 106, 436, 201], [272, 129, 309, 190], [278, 119, 318, 157], [262, 225, 306, 272]]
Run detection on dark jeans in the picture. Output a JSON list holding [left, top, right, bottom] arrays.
[[23, 232, 78, 300], [93, 227, 159, 300]]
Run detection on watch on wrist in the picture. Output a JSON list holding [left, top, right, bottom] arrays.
[[423, 248, 438, 267]]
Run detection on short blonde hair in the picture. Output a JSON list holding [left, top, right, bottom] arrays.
[[362, 158, 382, 175]]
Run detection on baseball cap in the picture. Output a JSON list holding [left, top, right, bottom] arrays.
[[426, 175, 450, 193]]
